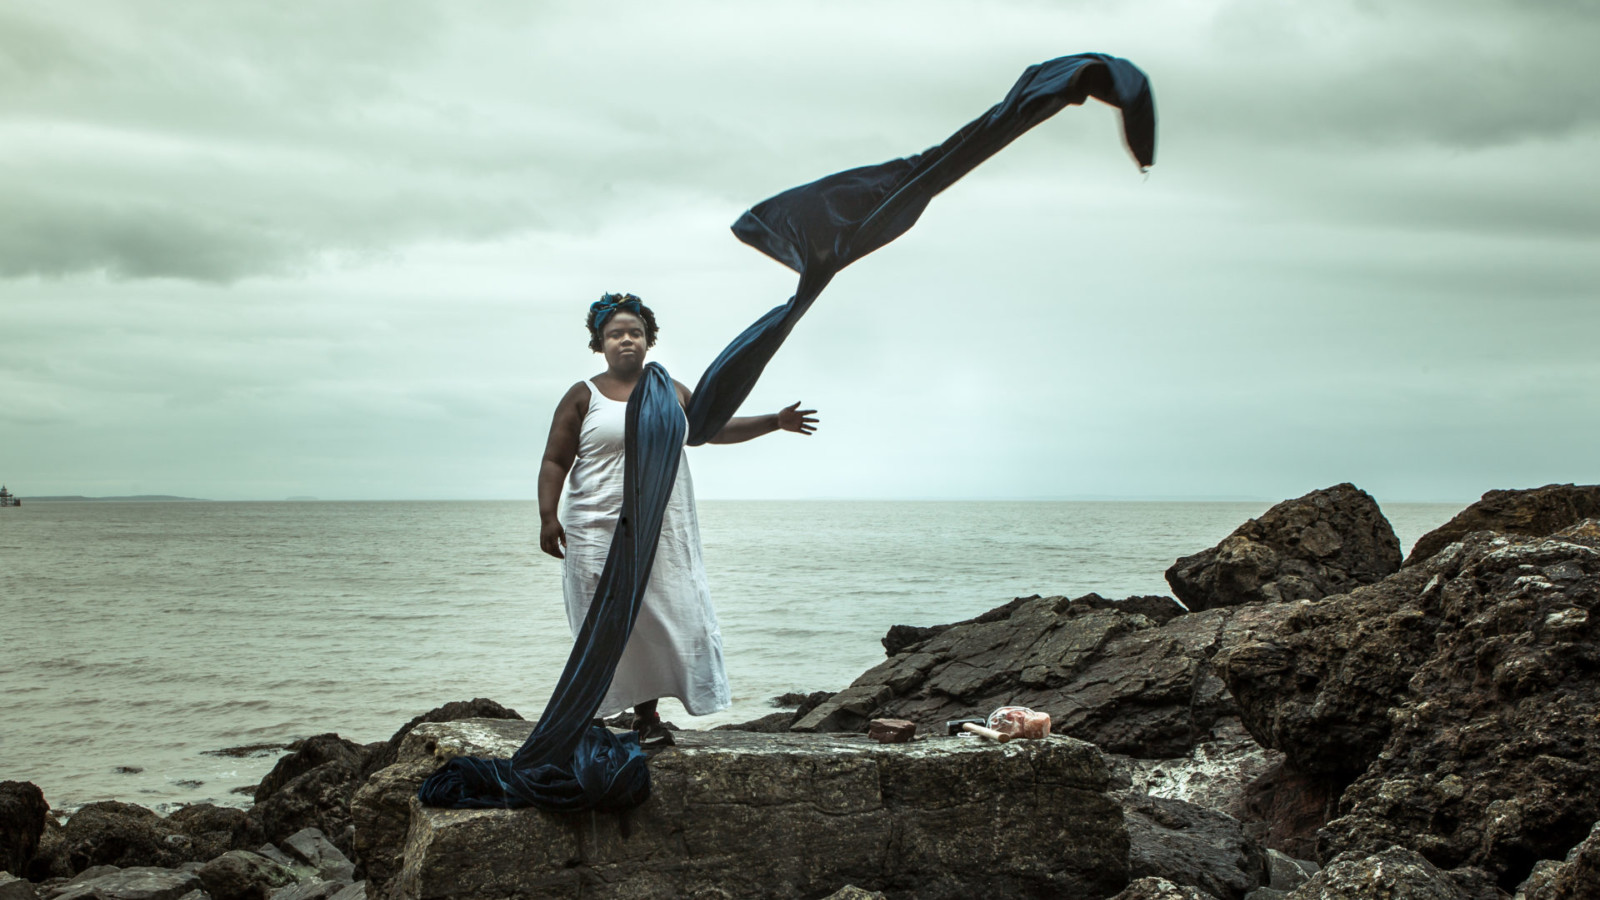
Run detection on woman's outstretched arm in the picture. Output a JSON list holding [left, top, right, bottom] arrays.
[[538, 382, 589, 558], [708, 401, 819, 444], [671, 380, 818, 445]]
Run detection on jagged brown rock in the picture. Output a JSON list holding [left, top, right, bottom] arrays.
[[254, 735, 367, 806], [1314, 524, 1600, 890], [1237, 762, 1345, 861], [360, 698, 522, 779], [251, 742, 366, 858], [48, 802, 202, 875], [794, 593, 1291, 761], [1111, 877, 1220, 899], [1107, 718, 1284, 845], [1282, 847, 1472, 899], [51, 866, 203, 900], [349, 755, 437, 898], [1405, 483, 1600, 567], [1217, 535, 1501, 778], [715, 691, 836, 734], [196, 849, 297, 900], [1520, 819, 1600, 900], [166, 804, 264, 861], [1118, 791, 1266, 899], [0, 782, 47, 877], [0, 872, 41, 900], [1165, 484, 1401, 611]]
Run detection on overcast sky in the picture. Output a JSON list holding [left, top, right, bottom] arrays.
[[2, 0, 1596, 502]]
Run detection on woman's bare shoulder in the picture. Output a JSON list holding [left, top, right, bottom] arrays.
[[554, 380, 591, 416]]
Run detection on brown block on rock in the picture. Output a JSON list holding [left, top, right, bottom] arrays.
[[867, 718, 916, 743]]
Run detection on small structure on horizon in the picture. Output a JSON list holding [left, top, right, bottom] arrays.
[[0, 485, 20, 507]]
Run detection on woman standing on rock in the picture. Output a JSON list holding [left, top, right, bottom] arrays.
[[537, 293, 818, 747]]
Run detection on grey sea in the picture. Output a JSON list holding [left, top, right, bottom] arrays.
[[0, 498, 1464, 812]]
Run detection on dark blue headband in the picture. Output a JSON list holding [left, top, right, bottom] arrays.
[[589, 293, 644, 330]]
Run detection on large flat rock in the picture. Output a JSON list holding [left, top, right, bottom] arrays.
[[356, 718, 1128, 900]]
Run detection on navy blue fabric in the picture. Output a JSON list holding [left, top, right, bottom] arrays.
[[686, 53, 1152, 441], [418, 52, 1154, 811], [590, 292, 645, 330]]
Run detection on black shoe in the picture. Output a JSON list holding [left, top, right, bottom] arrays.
[[635, 713, 675, 749]]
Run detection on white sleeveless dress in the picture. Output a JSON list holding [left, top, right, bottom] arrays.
[[560, 379, 732, 717]]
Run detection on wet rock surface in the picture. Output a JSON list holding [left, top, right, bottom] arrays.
[[1165, 484, 1401, 611], [1406, 483, 1600, 567], [1107, 718, 1281, 826], [360, 718, 1128, 900]]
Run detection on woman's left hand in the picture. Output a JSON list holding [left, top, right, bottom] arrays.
[[777, 401, 819, 435]]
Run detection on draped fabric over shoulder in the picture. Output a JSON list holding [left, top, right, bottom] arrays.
[[417, 52, 1156, 812]]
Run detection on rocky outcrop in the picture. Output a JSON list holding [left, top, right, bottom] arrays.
[[51, 866, 203, 900], [0, 872, 40, 900], [360, 698, 521, 780], [1110, 878, 1219, 900], [1237, 763, 1344, 862], [1119, 792, 1266, 900], [1406, 483, 1600, 567], [1165, 484, 1401, 611], [246, 699, 527, 864], [1312, 524, 1600, 889], [251, 735, 369, 857], [281, 829, 354, 885], [881, 595, 1185, 656], [349, 759, 433, 898], [794, 593, 1292, 760], [1281, 847, 1475, 899], [0, 782, 47, 877], [166, 805, 263, 862], [1519, 819, 1600, 900], [358, 718, 1128, 900], [715, 691, 836, 734], [1217, 534, 1501, 779], [195, 849, 297, 900], [1108, 718, 1282, 826], [45, 802, 205, 875]]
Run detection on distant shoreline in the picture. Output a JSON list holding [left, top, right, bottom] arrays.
[[21, 495, 211, 502]]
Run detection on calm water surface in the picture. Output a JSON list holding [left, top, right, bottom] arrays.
[[0, 498, 1463, 811]]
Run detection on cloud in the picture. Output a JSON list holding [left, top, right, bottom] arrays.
[[4, 0, 1594, 281]]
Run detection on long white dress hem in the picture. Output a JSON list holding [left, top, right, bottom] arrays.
[[559, 379, 732, 718]]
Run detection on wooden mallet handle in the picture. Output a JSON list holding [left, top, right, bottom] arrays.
[[962, 722, 1011, 742]]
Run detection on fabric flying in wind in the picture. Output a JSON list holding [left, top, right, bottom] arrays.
[[416, 52, 1156, 812]]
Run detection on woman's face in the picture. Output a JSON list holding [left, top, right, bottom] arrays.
[[601, 311, 648, 370]]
